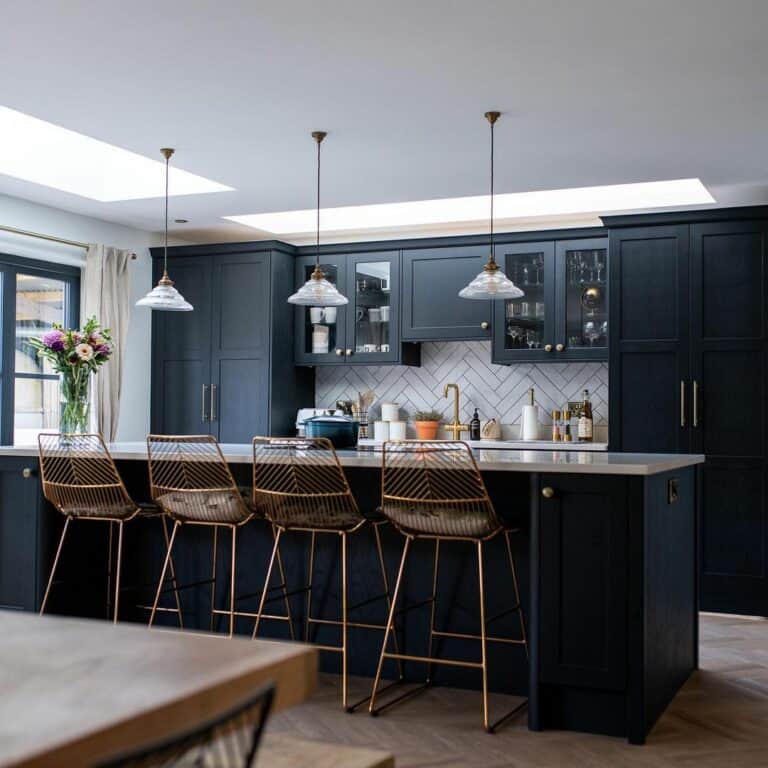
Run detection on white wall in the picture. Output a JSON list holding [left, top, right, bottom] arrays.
[[0, 194, 156, 441]]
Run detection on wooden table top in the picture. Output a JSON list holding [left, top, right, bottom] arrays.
[[0, 611, 317, 768]]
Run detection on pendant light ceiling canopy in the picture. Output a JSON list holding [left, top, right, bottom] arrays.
[[136, 148, 193, 312], [287, 131, 348, 306], [459, 111, 524, 301]]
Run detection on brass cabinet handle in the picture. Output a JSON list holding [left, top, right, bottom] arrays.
[[335, 349, 344, 357], [693, 380, 699, 428], [541, 486, 555, 499], [210, 384, 218, 422], [680, 380, 686, 427], [22, 467, 34, 479], [345, 349, 353, 356], [544, 344, 553, 352], [201, 384, 209, 422], [480, 321, 490, 330], [555, 343, 564, 352]]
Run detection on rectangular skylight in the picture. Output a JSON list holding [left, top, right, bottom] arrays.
[[0, 105, 233, 201], [225, 179, 714, 235]]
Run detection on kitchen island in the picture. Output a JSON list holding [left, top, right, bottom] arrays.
[[0, 443, 703, 744]]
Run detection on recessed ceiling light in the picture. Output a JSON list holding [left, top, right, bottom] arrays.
[[0, 105, 234, 202], [225, 178, 715, 235]]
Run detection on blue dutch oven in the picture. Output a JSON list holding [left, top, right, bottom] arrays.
[[304, 415, 359, 449]]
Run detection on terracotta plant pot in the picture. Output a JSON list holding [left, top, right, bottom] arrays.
[[414, 420, 441, 440]]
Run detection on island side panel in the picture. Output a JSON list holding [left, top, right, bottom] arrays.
[[633, 467, 697, 742]]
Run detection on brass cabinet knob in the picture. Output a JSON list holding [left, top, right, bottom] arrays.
[[480, 321, 490, 330], [556, 343, 564, 352], [22, 467, 34, 479], [345, 349, 353, 356], [541, 486, 555, 499], [335, 349, 344, 356], [544, 344, 553, 352]]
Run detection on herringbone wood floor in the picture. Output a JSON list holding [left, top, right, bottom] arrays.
[[267, 614, 768, 767]]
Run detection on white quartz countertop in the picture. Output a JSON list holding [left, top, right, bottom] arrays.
[[358, 438, 609, 452], [7, 441, 704, 476]]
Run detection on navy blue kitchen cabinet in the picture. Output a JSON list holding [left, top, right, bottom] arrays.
[[0, 458, 47, 612], [401, 245, 492, 341], [492, 236, 609, 363], [607, 211, 768, 616], [151, 243, 313, 440], [294, 250, 419, 366]]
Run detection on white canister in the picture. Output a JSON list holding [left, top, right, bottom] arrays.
[[311, 324, 329, 354], [380, 402, 400, 422], [310, 307, 324, 324], [373, 421, 390, 441], [388, 420, 406, 440], [323, 306, 337, 324]]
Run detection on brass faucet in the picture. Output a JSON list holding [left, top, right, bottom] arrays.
[[443, 383, 469, 440]]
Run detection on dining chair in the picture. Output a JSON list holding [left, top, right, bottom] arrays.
[[369, 439, 528, 732], [95, 683, 274, 767]]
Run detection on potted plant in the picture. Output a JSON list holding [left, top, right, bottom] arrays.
[[412, 410, 443, 440], [30, 316, 113, 435]]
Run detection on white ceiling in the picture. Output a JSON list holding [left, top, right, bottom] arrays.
[[1, 0, 767, 244]]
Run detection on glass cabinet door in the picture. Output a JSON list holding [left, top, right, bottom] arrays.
[[492, 241, 556, 361], [347, 253, 399, 363], [295, 257, 346, 363], [558, 238, 608, 358]]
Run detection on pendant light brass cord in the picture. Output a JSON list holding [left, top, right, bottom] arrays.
[[311, 131, 327, 280], [159, 147, 174, 285], [484, 111, 500, 271]]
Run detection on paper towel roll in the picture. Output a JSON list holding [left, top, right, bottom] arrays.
[[521, 405, 539, 441]]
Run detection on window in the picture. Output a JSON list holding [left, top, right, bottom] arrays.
[[0, 255, 80, 445]]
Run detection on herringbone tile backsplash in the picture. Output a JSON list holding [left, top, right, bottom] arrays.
[[315, 341, 608, 440]]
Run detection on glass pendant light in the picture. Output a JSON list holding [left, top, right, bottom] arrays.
[[287, 131, 348, 306], [459, 112, 524, 301], [136, 148, 193, 311]]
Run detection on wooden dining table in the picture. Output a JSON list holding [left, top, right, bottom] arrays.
[[0, 610, 318, 767]]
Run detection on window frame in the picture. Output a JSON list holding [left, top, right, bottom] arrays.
[[0, 252, 81, 445]]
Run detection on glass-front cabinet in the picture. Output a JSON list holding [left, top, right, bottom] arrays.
[[492, 236, 608, 363], [294, 251, 419, 365]]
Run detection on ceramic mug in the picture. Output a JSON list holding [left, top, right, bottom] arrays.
[[380, 305, 390, 322], [310, 307, 324, 323], [324, 307, 337, 323]]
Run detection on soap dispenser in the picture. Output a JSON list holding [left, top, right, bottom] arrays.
[[521, 387, 539, 441], [470, 409, 481, 441]]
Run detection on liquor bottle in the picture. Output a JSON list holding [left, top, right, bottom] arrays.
[[578, 389, 594, 442], [470, 409, 481, 441]]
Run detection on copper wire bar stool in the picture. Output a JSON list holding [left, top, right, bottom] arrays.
[[368, 440, 528, 733], [38, 433, 182, 625], [147, 435, 293, 639], [251, 437, 402, 711]]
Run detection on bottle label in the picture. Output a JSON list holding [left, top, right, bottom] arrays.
[[578, 416, 593, 439]]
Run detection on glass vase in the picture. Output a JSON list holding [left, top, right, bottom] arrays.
[[60, 372, 90, 435]]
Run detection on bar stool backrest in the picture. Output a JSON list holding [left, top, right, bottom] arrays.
[[381, 440, 502, 539], [146, 435, 250, 524], [96, 682, 274, 767], [38, 433, 136, 519], [252, 437, 362, 529]]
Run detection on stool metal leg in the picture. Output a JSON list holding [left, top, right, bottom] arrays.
[[274, 526, 295, 641], [477, 540, 490, 731], [305, 531, 316, 642], [112, 521, 125, 623], [426, 538, 440, 685], [209, 525, 218, 632], [106, 521, 114, 619], [341, 531, 349, 711], [252, 527, 283, 639], [369, 536, 411, 715], [229, 525, 237, 638], [40, 517, 71, 615], [373, 522, 404, 681], [150, 520, 180, 627], [159, 515, 184, 629], [505, 530, 528, 658]]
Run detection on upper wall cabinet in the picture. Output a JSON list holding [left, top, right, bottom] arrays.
[[294, 251, 419, 366], [491, 236, 609, 364], [401, 246, 492, 341]]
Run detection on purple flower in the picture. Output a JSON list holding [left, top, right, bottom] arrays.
[[42, 329, 65, 352]]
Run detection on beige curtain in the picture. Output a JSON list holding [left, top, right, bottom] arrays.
[[83, 244, 132, 441]]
